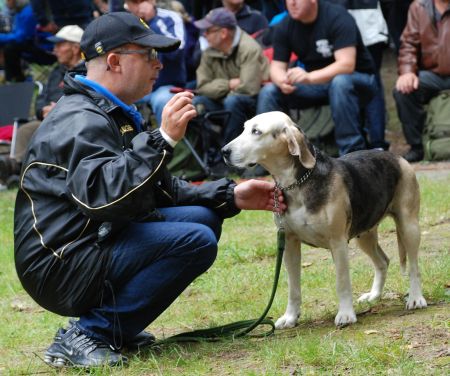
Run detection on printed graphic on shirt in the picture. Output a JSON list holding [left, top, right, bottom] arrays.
[[315, 39, 333, 58]]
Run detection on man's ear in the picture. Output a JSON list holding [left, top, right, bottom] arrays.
[[105, 53, 121, 72]]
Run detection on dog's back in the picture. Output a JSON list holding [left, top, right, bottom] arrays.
[[334, 150, 404, 238]]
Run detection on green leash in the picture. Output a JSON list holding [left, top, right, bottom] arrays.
[[152, 229, 286, 346]]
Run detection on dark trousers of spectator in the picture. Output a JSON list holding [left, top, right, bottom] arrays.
[[257, 72, 377, 155], [365, 42, 389, 150], [193, 94, 257, 146], [393, 71, 450, 148], [3, 41, 56, 82], [380, 0, 413, 52]]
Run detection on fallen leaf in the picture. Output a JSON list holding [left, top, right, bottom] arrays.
[[302, 262, 313, 268], [364, 330, 379, 335]]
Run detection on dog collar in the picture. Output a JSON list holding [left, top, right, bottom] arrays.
[[273, 146, 316, 192]]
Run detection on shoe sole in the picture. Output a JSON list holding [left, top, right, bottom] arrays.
[[44, 352, 126, 368]]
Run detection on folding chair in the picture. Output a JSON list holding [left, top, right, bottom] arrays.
[[184, 109, 231, 179], [0, 81, 41, 157]]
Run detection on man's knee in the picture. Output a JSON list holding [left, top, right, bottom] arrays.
[[329, 74, 354, 93]]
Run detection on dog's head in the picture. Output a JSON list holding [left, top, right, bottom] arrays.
[[222, 111, 316, 171]]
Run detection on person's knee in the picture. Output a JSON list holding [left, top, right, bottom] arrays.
[[192, 225, 218, 269], [330, 74, 353, 93]]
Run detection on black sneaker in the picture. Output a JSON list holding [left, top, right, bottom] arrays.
[[403, 148, 424, 163], [124, 331, 156, 350], [44, 324, 127, 368]]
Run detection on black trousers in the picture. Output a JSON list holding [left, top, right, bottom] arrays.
[[3, 41, 56, 82], [393, 71, 450, 147]]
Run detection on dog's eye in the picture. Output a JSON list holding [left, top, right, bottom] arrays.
[[251, 128, 262, 136]]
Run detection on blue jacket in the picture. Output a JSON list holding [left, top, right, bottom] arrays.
[[0, 4, 37, 45], [148, 7, 187, 89]]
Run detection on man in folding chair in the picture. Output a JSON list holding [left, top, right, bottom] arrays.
[[193, 7, 269, 176], [0, 25, 84, 187]]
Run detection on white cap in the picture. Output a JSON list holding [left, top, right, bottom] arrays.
[[47, 25, 84, 44]]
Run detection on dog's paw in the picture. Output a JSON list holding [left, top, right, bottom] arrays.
[[357, 292, 381, 303], [275, 314, 299, 329], [334, 310, 357, 327], [406, 295, 427, 310]]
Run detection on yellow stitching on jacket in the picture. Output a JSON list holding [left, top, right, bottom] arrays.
[[20, 162, 81, 259], [59, 218, 91, 259], [71, 150, 167, 210], [214, 202, 226, 209]]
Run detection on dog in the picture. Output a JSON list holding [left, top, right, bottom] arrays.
[[222, 111, 427, 328]]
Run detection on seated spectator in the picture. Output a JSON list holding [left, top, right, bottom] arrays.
[[0, 0, 56, 82], [221, 0, 268, 34], [30, 0, 94, 32], [0, 25, 84, 184], [124, 0, 187, 126], [160, 1, 200, 85], [393, 0, 450, 162], [193, 7, 269, 147], [328, 0, 390, 150], [257, 0, 377, 156]]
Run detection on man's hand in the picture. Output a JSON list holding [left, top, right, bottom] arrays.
[[42, 102, 56, 119], [234, 179, 286, 213], [279, 80, 296, 95], [160, 91, 197, 141], [287, 67, 311, 85], [396, 72, 419, 94], [229, 78, 240, 91]]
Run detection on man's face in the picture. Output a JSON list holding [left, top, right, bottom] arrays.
[[286, 0, 315, 21], [6, 0, 15, 10], [54, 41, 78, 67], [203, 26, 224, 50], [125, 0, 156, 21], [222, 0, 244, 7], [113, 43, 162, 103]]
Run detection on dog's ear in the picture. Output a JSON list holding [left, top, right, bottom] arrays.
[[285, 119, 316, 169]]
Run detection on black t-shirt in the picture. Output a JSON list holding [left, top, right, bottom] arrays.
[[272, 0, 374, 74]]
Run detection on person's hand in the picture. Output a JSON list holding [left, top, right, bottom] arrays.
[[396, 72, 419, 94], [287, 67, 310, 84], [42, 102, 56, 119], [234, 179, 287, 213], [279, 80, 296, 95], [160, 91, 197, 141], [229, 78, 240, 90]]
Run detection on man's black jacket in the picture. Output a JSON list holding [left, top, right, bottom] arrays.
[[14, 73, 240, 317]]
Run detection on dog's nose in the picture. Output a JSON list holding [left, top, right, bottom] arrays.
[[221, 147, 231, 160]]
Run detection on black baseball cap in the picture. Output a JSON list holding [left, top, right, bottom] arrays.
[[80, 11, 181, 61]]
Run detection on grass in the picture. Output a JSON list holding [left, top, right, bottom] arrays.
[[0, 48, 449, 375], [0, 173, 449, 375]]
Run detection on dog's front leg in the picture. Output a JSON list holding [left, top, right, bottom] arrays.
[[330, 239, 357, 326], [275, 233, 301, 329]]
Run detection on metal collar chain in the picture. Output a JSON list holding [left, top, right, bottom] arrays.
[[273, 146, 316, 229]]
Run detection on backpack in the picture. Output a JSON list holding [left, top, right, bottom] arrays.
[[167, 121, 208, 181], [423, 90, 450, 161], [293, 105, 339, 157]]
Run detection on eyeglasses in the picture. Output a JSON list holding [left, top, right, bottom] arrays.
[[203, 27, 222, 36], [115, 48, 159, 61]]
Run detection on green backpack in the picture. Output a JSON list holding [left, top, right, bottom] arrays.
[[294, 105, 339, 157], [423, 90, 450, 161]]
